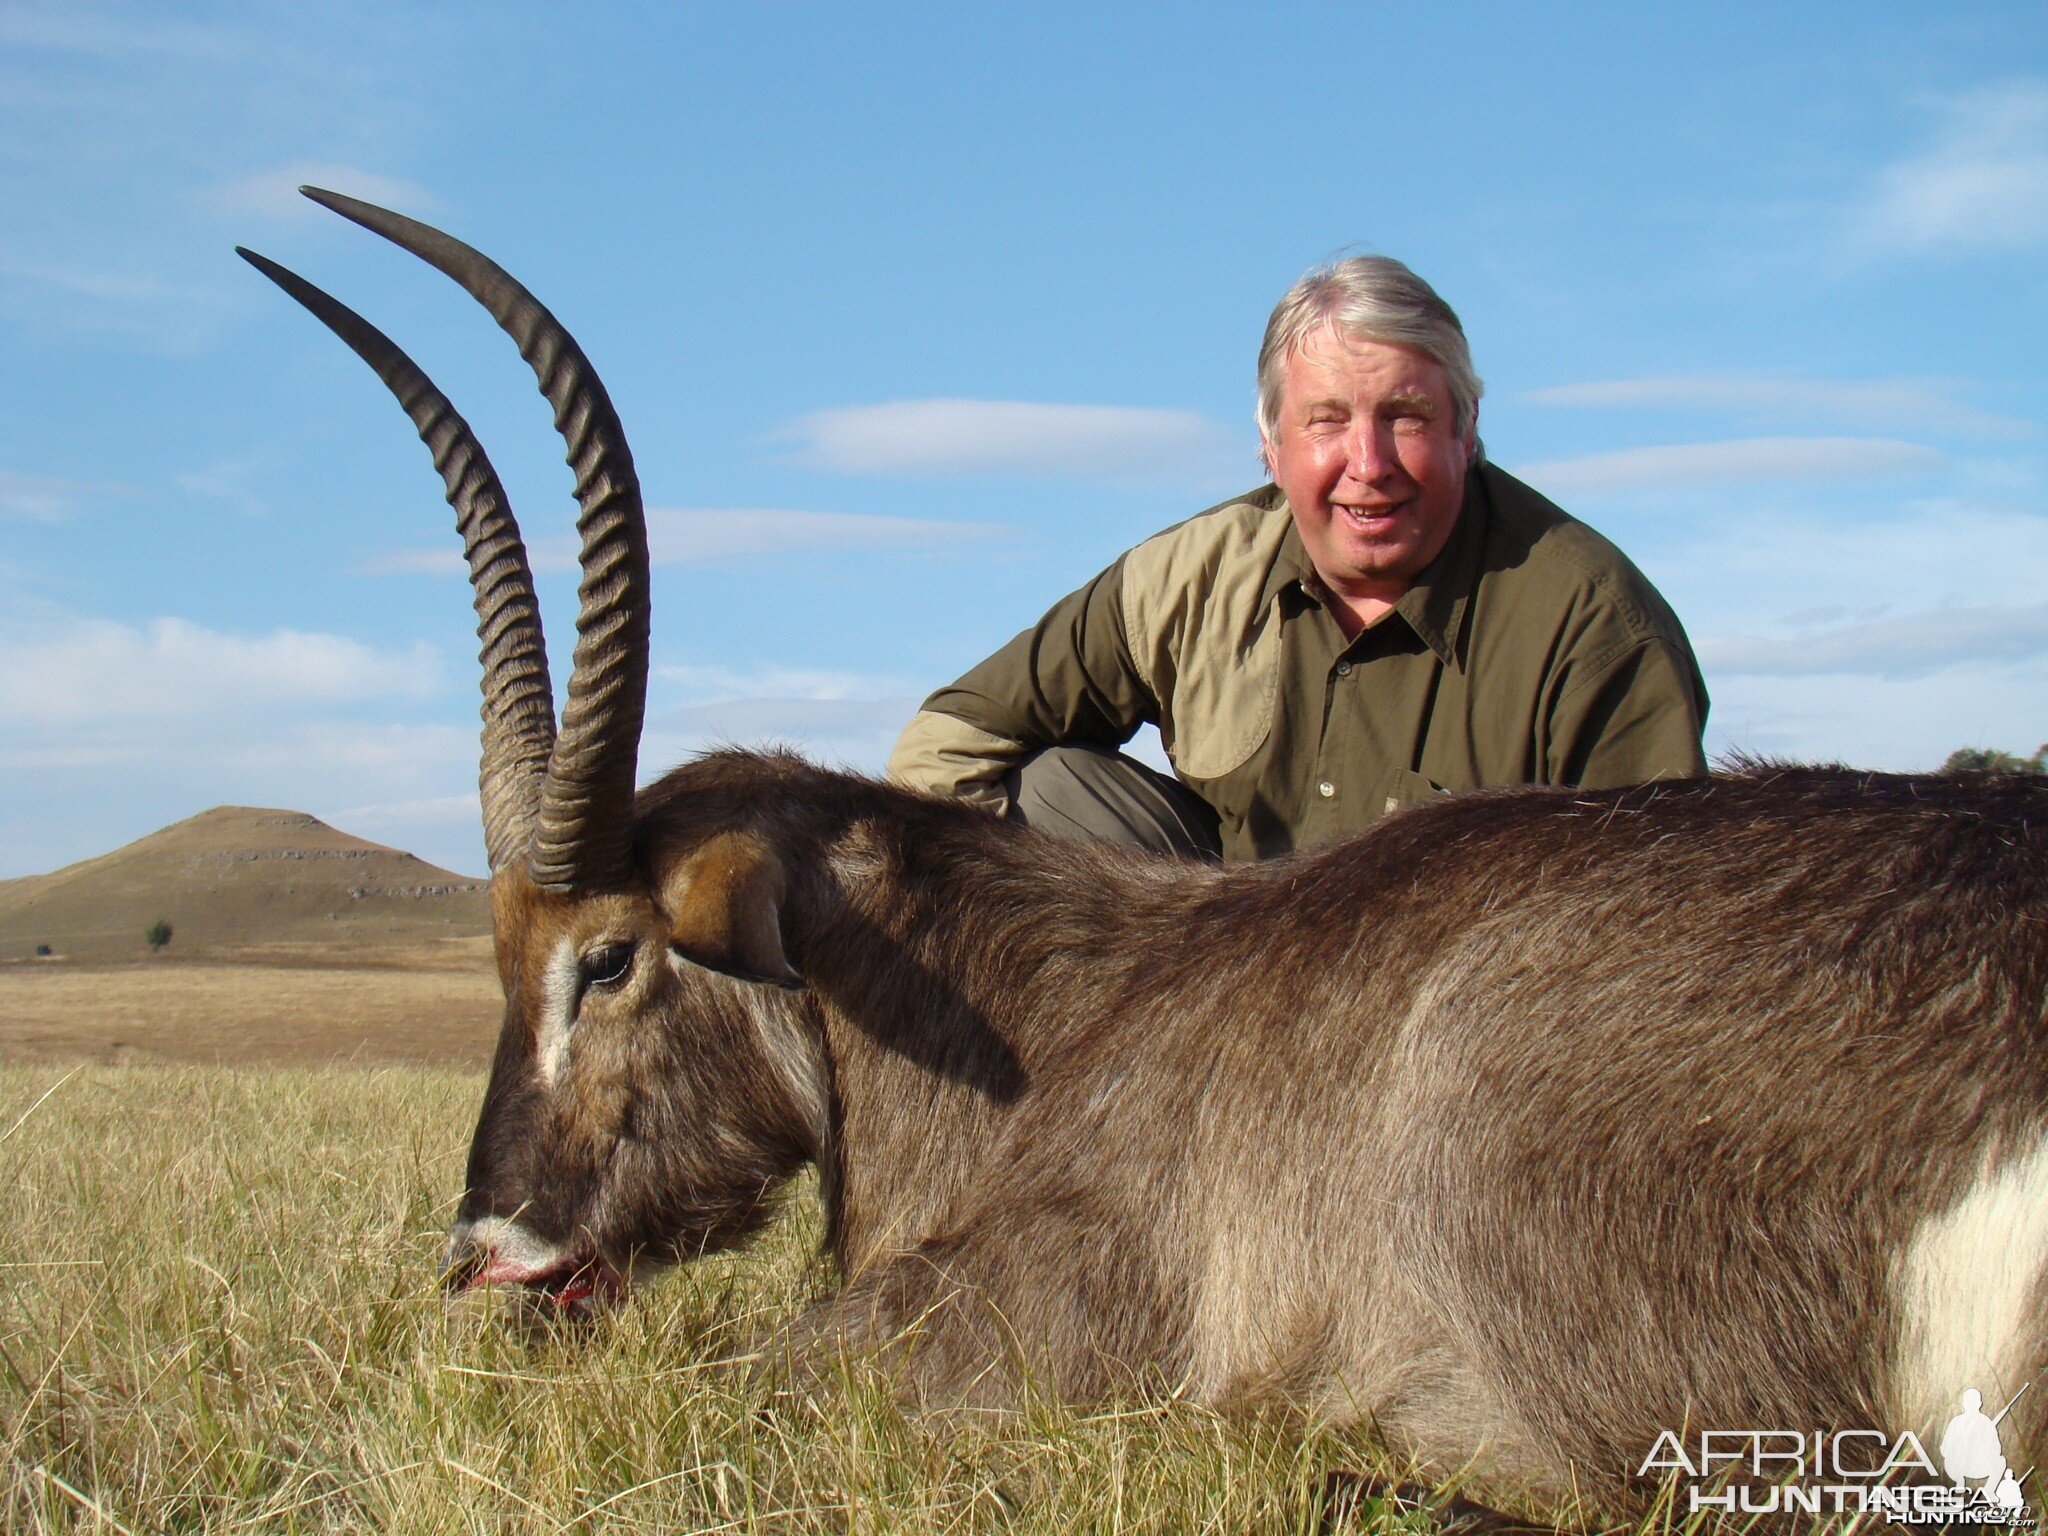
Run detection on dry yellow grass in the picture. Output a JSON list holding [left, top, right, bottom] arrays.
[[0, 952, 499, 1067], [0, 1064, 1764, 1534], [0, 1065, 1411, 1534]]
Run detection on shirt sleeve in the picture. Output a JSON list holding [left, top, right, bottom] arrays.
[[1546, 636, 1710, 789], [886, 557, 1158, 810]]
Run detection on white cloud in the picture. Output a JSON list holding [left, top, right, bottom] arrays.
[[1857, 81, 2048, 252], [357, 547, 462, 576], [359, 506, 1010, 575], [175, 455, 274, 518], [644, 507, 1007, 562], [1524, 378, 2032, 439], [1625, 496, 2048, 771], [194, 720, 473, 777], [655, 663, 907, 702], [0, 261, 172, 305], [0, 714, 472, 779], [1699, 603, 2048, 679], [331, 793, 481, 825], [201, 160, 439, 223], [782, 399, 1231, 477], [1515, 437, 1944, 497], [0, 9, 252, 63], [1706, 668, 2048, 775], [0, 470, 112, 520], [0, 718, 486, 878], [0, 617, 438, 728], [653, 696, 918, 741], [641, 663, 919, 773], [0, 6, 444, 351], [1642, 497, 2048, 627], [0, 258, 229, 353]]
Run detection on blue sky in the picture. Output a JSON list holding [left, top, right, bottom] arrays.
[[3, 2, 2046, 879]]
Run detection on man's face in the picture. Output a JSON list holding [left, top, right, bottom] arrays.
[[1264, 327, 1474, 605]]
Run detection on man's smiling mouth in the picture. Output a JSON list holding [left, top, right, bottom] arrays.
[[1333, 501, 1404, 527]]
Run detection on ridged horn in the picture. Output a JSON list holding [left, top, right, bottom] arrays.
[[236, 246, 555, 876], [299, 186, 650, 893]]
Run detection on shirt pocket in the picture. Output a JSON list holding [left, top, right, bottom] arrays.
[[1160, 605, 1283, 781], [1382, 767, 1447, 817]]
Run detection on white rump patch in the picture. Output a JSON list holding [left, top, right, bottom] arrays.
[[1895, 1130, 2048, 1430], [536, 937, 580, 1088]]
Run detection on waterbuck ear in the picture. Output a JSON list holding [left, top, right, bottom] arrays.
[[661, 830, 804, 989]]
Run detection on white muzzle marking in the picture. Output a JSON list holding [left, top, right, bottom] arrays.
[[448, 1213, 578, 1287]]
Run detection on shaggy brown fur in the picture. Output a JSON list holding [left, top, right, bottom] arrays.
[[449, 749, 2048, 1515]]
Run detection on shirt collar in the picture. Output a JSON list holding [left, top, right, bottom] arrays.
[[1260, 468, 1489, 670]]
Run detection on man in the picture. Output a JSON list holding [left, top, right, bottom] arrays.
[[887, 255, 1708, 861]]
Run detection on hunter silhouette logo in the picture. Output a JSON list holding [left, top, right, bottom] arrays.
[[1942, 1388, 2031, 1517], [1640, 1384, 2036, 1525]]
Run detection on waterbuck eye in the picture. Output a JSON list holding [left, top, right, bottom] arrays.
[[580, 942, 635, 988]]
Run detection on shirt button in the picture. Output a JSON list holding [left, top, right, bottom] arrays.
[[1317, 780, 1335, 798], [1334, 660, 1352, 676]]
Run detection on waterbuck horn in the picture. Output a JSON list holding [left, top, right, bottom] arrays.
[[296, 185, 651, 893], [235, 247, 555, 875]]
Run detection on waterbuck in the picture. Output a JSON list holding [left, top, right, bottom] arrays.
[[244, 192, 2048, 1521]]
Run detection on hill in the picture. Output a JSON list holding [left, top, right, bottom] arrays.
[[0, 806, 490, 962]]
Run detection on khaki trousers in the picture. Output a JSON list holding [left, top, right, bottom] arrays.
[[1004, 746, 1222, 860]]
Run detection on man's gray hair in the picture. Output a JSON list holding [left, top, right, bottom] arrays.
[[1256, 255, 1484, 460]]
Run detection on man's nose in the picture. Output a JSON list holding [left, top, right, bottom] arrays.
[[1341, 420, 1399, 483]]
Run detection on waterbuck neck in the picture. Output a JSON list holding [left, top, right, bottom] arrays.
[[789, 808, 1196, 1275]]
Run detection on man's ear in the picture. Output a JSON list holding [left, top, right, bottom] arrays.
[[661, 829, 804, 989]]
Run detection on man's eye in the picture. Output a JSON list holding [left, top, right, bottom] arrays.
[[580, 943, 635, 988]]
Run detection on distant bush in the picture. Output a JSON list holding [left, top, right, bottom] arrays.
[[1943, 745, 2048, 775], [145, 920, 173, 952], [33, 943, 51, 957]]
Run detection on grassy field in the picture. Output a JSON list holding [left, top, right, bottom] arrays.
[[0, 949, 499, 1068], [0, 1064, 1457, 1535], [0, 1064, 1804, 1534]]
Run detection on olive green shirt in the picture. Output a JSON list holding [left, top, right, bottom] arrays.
[[888, 463, 1708, 861]]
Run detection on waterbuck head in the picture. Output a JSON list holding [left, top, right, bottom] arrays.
[[242, 192, 826, 1313]]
